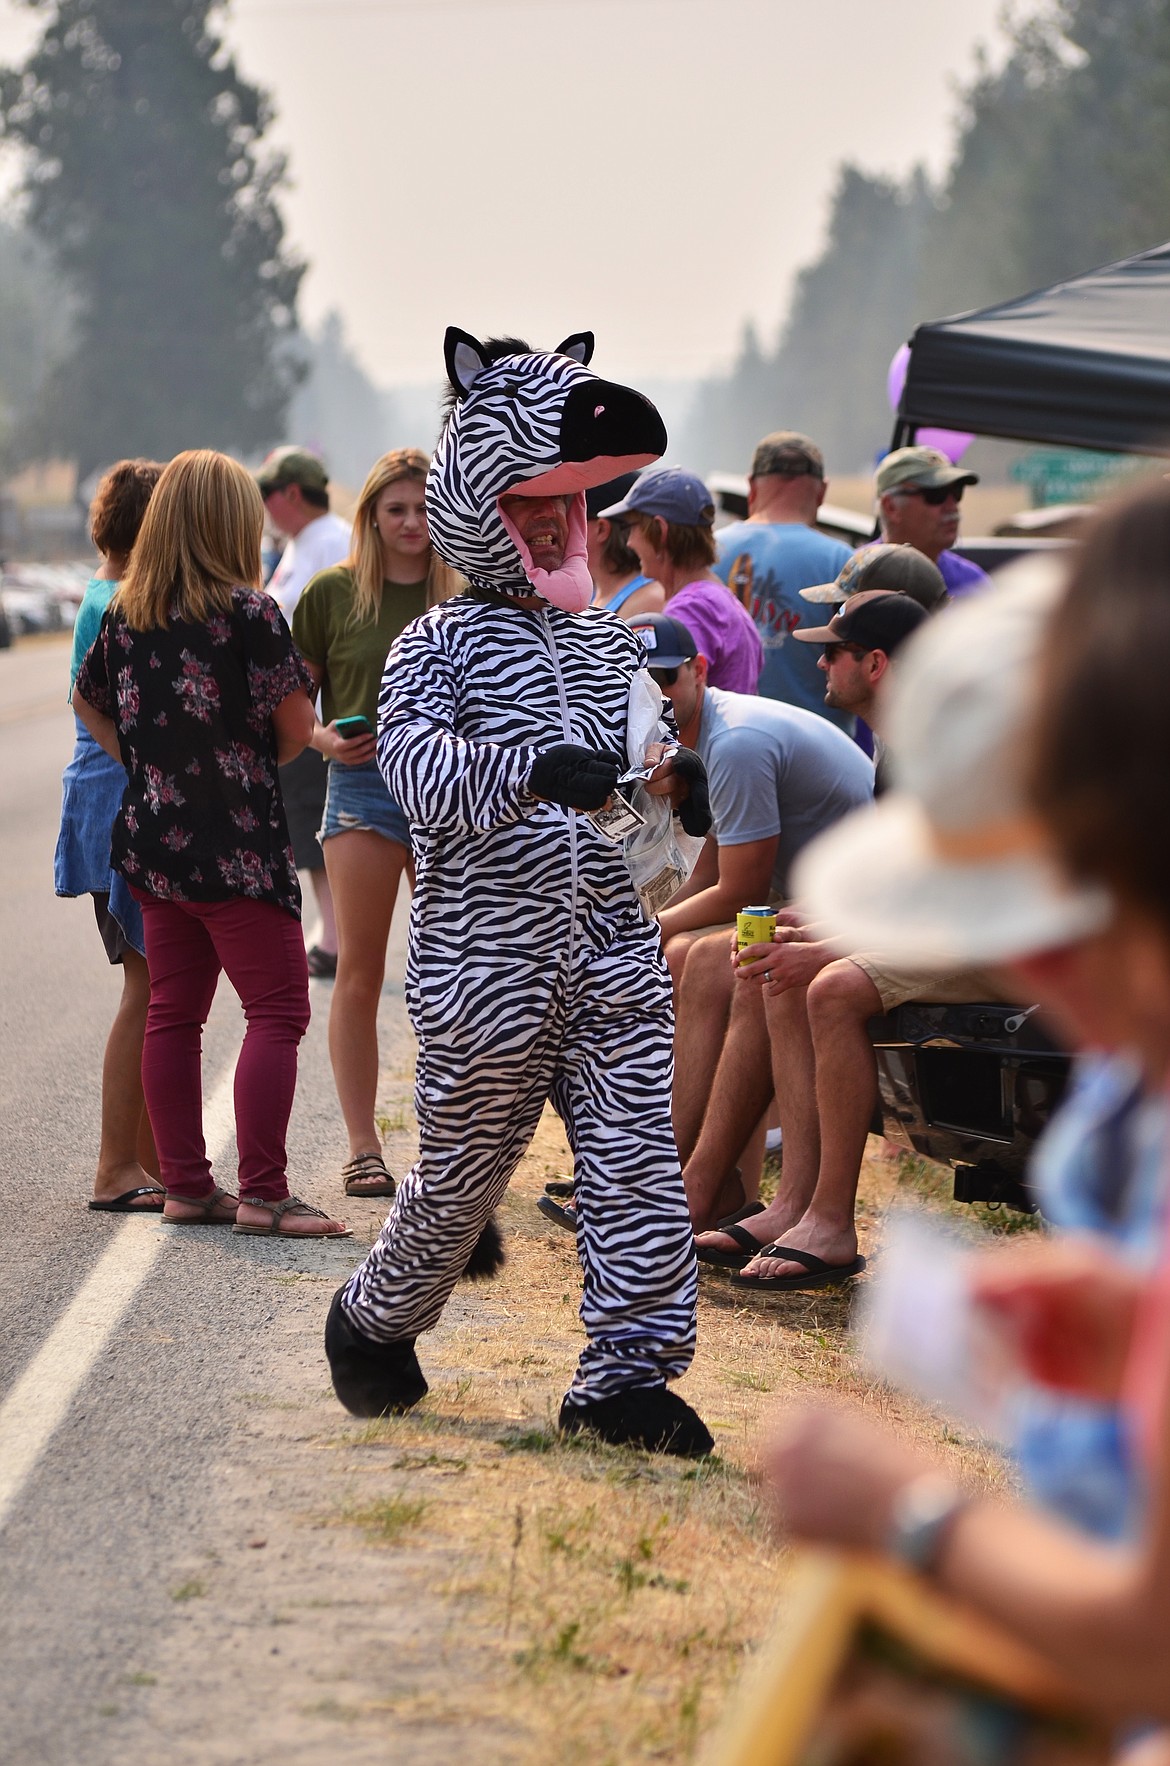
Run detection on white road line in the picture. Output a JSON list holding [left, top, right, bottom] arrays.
[[0, 1060, 239, 1531]]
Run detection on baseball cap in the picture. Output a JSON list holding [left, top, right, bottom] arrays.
[[875, 445, 978, 499], [256, 445, 330, 496], [789, 558, 1112, 968], [599, 465, 714, 527], [626, 612, 699, 668], [585, 472, 639, 522], [750, 432, 825, 481], [792, 589, 930, 656], [800, 543, 948, 609]]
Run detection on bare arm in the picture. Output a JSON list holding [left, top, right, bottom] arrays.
[[299, 657, 378, 767], [766, 1388, 1170, 1719], [71, 683, 121, 763], [272, 687, 315, 767], [657, 835, 778, 940]]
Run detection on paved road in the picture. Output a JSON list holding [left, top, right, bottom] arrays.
[[0, 637, 426, 1764]]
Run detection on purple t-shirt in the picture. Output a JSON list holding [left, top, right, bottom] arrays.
[[938, 549, 992, 598], [666, 579, 763, 694]]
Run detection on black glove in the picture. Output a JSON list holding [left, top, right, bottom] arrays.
[[528, 744, 622, 812], [669, 745, 712, 838]]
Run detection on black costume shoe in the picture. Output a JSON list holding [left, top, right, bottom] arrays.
[[558, 1386, 713, 1458], [325, 1288, 428, 1417]]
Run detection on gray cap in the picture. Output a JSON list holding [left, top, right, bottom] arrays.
[[800, 543, 948, 609]]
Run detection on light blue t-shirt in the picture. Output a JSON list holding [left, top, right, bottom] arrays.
[[714, 520, 853, 729], [69, 574, 117, 692], [697, 684, 874, 898]]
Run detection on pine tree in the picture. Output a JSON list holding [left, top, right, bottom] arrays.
[[0, 0, 304, 472]]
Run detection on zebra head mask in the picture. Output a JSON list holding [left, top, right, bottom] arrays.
[[426, 328, 668, 613]]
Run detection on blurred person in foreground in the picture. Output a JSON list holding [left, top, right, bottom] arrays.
[[600, 466, 763, 691], [763, 481, 1170, 1737], [55, 458, 165, 1212], [585, 472, 663, 618], [875, 444, 991, 598], [713, 431, 853, 727], [257, 445, 351, 978], [73, 450, 348, 1238], [292, 449, 460, 1200]]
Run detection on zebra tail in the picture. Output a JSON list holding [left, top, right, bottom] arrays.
[[463, 1212, 505, 1280]]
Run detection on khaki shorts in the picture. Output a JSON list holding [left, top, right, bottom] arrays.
[[848, 954, 1008, 1015]]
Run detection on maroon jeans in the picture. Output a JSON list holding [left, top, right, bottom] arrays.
[[132, 891, 311, 1201]]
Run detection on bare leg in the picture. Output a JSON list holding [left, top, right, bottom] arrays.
[[693, 981, 819, 1255], [324, 830, 411, 1177], [670, 929, 737, 1163], [740, 958, 880, 1280], [680, 980, 773, 1230], [308, 865, 338, 957], [94, 948, 161, 1202]]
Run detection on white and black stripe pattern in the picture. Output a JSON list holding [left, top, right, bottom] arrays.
[[340, 595, 698, 1404], [426, 349, 596, 595]]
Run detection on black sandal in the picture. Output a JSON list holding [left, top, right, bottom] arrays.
[[342, 1152, 396, 1198]]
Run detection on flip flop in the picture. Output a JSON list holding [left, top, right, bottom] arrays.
[[88, 1185, 166, 1214], [729, 1245, 867, 1293], [544, 1177, 575, 1199], [695, 1216, 774, 1270], [537, 1194, 577, 1232]]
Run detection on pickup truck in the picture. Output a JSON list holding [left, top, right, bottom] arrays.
[[867, 1000, 1070, 1214]]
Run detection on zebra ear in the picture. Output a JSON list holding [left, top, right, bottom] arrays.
[[555, 331, 595, 366], [444, 327, 491, 397]]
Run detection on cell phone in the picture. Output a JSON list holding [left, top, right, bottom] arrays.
[[335, 715, 372, 740]]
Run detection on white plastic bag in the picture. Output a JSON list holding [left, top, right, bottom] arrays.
[[619, 670, 706, 917]]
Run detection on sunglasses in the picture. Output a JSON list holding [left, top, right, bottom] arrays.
[[648, 665, 682, 687], [822, 641, 868, 663], [900, 482, 964, 506]]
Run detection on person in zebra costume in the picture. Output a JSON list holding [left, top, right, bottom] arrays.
[[325, 328, 715, 1456]]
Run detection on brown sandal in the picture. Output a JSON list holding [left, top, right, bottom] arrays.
[[341, 1152, 396, 1198], [232, 1194, 352, 1238], [162, 1185, 238, 1226]]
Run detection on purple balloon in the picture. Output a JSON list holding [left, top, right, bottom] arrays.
[[886, 343, 974, 463]]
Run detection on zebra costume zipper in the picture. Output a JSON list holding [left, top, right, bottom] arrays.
[[541, 607, 579, 975]]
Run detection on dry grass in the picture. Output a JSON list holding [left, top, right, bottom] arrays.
[[312, 1107, 1027, 1763]]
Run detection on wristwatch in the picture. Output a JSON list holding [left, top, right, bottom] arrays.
[[885, 1473, 968, 1576]]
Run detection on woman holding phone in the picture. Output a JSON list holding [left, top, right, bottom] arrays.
[[293, 448, 459, 1198]]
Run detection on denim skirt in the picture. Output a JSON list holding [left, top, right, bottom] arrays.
[[54, 718, 145, 955]]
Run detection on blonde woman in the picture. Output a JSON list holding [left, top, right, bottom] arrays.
[[293, 448, 459, 1197], [72, 450, 349, 1238]]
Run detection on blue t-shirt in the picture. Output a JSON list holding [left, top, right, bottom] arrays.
[[696, 684, 874, 897], [713, 521, 853, 730], [69, 574, 117, 692]]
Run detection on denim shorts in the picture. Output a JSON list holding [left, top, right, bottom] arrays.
[[321, 759, 411, 849]]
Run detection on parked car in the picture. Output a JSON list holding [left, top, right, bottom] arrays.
[[0, 562, 88, 636]]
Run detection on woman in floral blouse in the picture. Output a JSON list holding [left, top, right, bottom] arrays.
[[73, 450, 349, 1238]]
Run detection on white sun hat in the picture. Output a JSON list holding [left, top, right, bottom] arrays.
[[790, 556, 1113, 968]]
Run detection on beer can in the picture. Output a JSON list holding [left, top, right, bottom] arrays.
[[737, 904, 777, 959]]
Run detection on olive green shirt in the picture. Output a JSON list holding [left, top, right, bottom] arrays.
[[292, 565, 428, 728]]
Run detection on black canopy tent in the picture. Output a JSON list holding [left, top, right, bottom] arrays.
[[894, 242, 1170, 457]]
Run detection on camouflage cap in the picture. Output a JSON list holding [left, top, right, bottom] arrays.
[[875, 446, 978, 498], [800, 543, 948, 610]]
